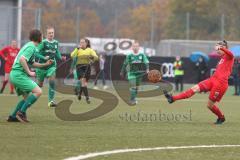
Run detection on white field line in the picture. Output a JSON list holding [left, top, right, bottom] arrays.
[[64, 144, 240, 160]]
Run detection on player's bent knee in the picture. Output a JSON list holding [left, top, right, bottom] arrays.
[[36, 89, 42, 97], [207, 104, 213, 109], [191, 85, 200, 93], [38, 82, 43, 88], [32, 87, 42, 97], [207, 100, 215, 109]]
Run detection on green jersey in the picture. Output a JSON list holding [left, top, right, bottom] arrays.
[[11, 42, 36, 75], [121, 52, 149, 74], [36, 39, 61, 69]]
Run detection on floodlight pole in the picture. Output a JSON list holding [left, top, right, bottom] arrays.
[[17, 0, 22, 47], [150, 7, 155, 52], [186, 12, 190, 40], [35, 8, 42, 30], [76, 7, 80, 44]]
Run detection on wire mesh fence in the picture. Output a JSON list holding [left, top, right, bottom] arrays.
[[1, 5, 240, 57]]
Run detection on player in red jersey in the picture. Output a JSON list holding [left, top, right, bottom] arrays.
[[164, 40, 234, 124], [0, 40, 20, 94]]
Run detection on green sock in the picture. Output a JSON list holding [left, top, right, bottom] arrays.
[[10, 100, 25, 117], [73, 70, 78, 80], [76, 80, 81, 92], [130, 88, 137, 100], [20, 94, 38, 113], [48, 80, 55, 102]]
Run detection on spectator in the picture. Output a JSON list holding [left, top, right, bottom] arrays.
[[173, 56, 184, 92], [232, 58, 240, 95], [0, 40, 20, 94], [195, 56, 208, 83], [93, 54, 108, 89]]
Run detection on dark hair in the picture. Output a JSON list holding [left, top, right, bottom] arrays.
[[85, 38, 91, 48], [217, 40, 228, 48], [29, 29, 42, 43]]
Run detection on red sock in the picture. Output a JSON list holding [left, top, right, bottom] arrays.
[[1, 80, 8, 92], [173, 89, 195, 101], [210, 105, 224, 119], [10, 83, 14, 93]]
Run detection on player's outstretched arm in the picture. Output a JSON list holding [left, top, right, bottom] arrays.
[[35, 52, 48, 60], [19, 56, 33, 76], [32, 59, 53, 68], [146, 63, 150, 73], [143, 54, 149, 73], [55, 42, 62, 60], [220, 47, 234, 59], [89, 49, 98, 61], [0, 47, 8, 61], [70, 48, 78, 58], [35, 41, 47, 60]]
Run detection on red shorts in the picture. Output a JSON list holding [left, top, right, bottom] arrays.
[[4, 64, 12, 73], [198, 78, 228, 102]]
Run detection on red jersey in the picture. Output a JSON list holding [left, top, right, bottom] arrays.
[[212, 48, 234, 83], [0, 46, 20, 66]]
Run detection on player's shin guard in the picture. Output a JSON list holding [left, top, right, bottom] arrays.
[[48, 80, 55, 102], [172, 89, 195, 101], [10, 100, 25, 117], [209, 105, 224, 119], [1, 80, 8, 93], [20, 94, 38, 113]]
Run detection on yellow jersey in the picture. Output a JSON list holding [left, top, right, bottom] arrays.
[[71, 48, 98, 65]]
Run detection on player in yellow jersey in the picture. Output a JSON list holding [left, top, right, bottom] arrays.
[[71, 38, 98, 103]]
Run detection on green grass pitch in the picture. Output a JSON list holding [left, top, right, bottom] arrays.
[[0, 84, 240, 160]]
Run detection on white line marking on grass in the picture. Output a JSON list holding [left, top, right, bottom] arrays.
[[64, 144, 240, 160]]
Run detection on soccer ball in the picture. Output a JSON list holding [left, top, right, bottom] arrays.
[[148, 69, 162, 83]]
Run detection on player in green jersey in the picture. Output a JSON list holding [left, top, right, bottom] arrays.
[[35, 26, 66, 107], [120, 41, 149, 105], [7, 29, 53, 123]]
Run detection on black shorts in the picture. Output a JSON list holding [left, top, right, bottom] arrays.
[[76, 64, 91, 81]]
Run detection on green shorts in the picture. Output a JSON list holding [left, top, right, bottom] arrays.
[[36, 67, 56, 82], [73, 69, 78, 80], [127, 73, 144, 87], [10, 71, 38, 96]]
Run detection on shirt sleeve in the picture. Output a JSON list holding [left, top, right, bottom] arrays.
[[35, 42, 46, 60], [0, 47, 8, 59], [55, 41, 62, 60], [35, 51, 46, 60], [70, 48, 79, 58], [37, 42, 44, 53], [22, 46, 35, 62], [221, 48, 234, 59], [121, 55, 128, 73], [142, 54, 149, 64], [90, 49, 98, 61]]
